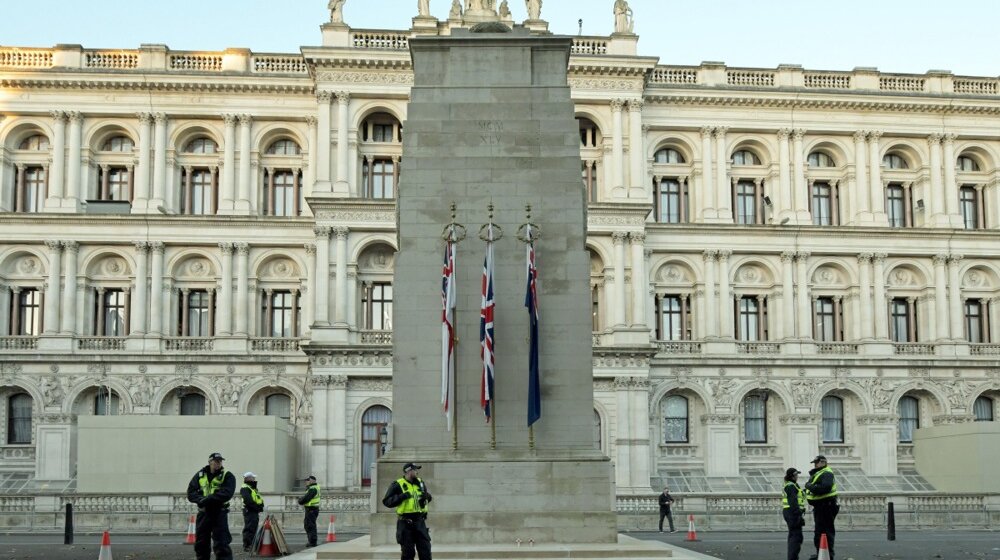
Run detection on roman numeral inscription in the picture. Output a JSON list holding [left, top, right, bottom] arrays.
[[479, 120, 503, 145]]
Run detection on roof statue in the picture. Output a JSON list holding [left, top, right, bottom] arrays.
[[449, 0, 463, 18], [418, 0, 431, 17], [613, 0, 634, 34], [499, 0, 511, 19], [328, 0, 346, 24], [526, 0, 541, 20]]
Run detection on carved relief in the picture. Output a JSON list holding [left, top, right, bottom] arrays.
[[708, 378, 739, 407], [316, 71, 414, 85], [40, 377, 66, 407], [963, 269, 991, 289], [860, 377, 895, 409], [262, 258, 299, 279], [889, 267, 916, 287], [656, 264, 688, 283], [812, 266, 841, 286], [178, 257, 214, 279], [790, 380, 821, 408]]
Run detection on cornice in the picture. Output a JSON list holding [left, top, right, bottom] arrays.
[[0, 214, 317, 230], [645, 92, 1000, 115], [587, 202, 653, 229], [0, 75, 314, 95]]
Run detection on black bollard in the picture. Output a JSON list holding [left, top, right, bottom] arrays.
[[887, 501, 896, 541], [64, 503, 74, 545]]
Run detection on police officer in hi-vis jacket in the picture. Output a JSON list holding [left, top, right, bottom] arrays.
[[382, 462, 433, 560]]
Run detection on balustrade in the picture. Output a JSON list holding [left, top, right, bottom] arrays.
[[893, 343, 935, 355], [168, 53, 223, 72], [649, 67, 698, 85], [85, 51, 139, 69], [251, 55, 308, 74], [77, 337, 127, 351], [350, 31, 409, 50], [0, 48, 52, 68], [880, 75, 926, 92], [656, 341, 702, 354], [803, 72, 852, 89], [359, 330, 392, 345], [736, 342, 781, 354], [163, 337, 214, 351], [954, 78, 999, 95], [969, 344, 1000, 356], [570, 38, 609, 55], [250, 337, 302, 352], [816, 342, 860, 355], [0, 336, 38, 350], [727, 70, 776, 87]]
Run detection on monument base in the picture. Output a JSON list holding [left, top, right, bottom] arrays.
[[313, 535, 685, 559]]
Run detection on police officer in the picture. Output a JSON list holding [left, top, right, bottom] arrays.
[[782, 467, 806, 560], [186, 452, 236, 560], [297, 475, 321, 547], [239, 472, 264, 552], [382, 462, 433, 560], [804, 455, 839, 560]]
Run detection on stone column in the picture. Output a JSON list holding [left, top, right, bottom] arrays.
[[0, 282, 9, 335], [333, 227, 350, 326], [702, 250, 717, 337], [928, 133, 945, 225], [852, 131, 869, 222], [777, 129, 792, 221], [781, 252, 795, 338], [873, 253, 888, 340], [717, 250, 732, 338], [218, 243, 234, 335], [715, 127, 730, 220], [43, 241, 63, 334], [943, 134, 961, 226], [303, 244, 316, 334], [629, 233, 646, 327], [329, 375, 348, 489], [796, 252, 811, 339], [133, 113, 153, 211], [700, 127, 715, 219], [220, 114, 237, 212], [131, 242, 149, 335], [868, 131, 885, 224], [792, 129, 809, 221], [613, 377, 631, 489], [858, 253, 873, 339], [334, 92, 351, 195], [60, 241, 79, 334], [310, 375, 330, 484], [611, 232, 628, 328], [627, 100, 644, 193], [610, 99, 625, 193], [149, 242, 164, 335], [948, 255, 964, 340], [347, 268, 358, 330], [237, 115, 252, 212], [65, 112, 83, 210], [933, 254, 949, 340], [315, 93, 333, 193], [304, 116, 318, 201], [151, 113, 167, 209], [991, 297, 1000, 343], [234, 242, 250, 335], [629, 378, 651, 490], [46, 112, 67, 209], [314, 228, 332, 326]]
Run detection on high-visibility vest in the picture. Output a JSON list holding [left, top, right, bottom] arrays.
[[242, 484, 263, 506], [805, 466, 838, 501], [198, 468, 231, 507], [304, 484, 321, 508], [782, 481, 806, 509], [395, 478, 428, 515]]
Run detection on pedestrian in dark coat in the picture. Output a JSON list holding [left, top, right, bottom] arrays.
[[657, 486, 676, 533]]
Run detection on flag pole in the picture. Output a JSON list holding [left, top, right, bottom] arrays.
[[479, 202, 503, 450], [518, 204, 542, 450], [442, 202, 466, 451]]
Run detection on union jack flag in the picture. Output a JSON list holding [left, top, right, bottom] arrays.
[[525, 225, 541, 426], [480, 226, 496, 422], [441, 228, 457, 432]]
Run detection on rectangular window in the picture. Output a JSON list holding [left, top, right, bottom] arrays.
[[736, 296, 767, 341], [965, 299, 987, 343], [960, 186, 982, 230], [582, 162, 598, 203], [372, 123, 394, 143], [362, 282, 393, 330], [178, 289, 214, 337], [94, 289, 128, 337], [813, 297, 843, 342], [821, 396, 845, 443], [12, 288, 43, 336], [743, 394, 767, 443], [15, 166, 47, 213], [811, 181, 838, 226], [265, 170, 300, 217], [363, 158, 396, 199], [657, 294, 691, 341], [591, 284, 600, 332], [97, 166, 131, 201], [890, 297, 916, 343], [95, 391, 120, 415], [260, 290, 299, 338], [656, 179, 688, 224], [181, 168, 216, 215], [886, 184, 909, 228], [734, 181, 759, 225]]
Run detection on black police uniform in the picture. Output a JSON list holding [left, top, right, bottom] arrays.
[[186, 462, 236, 560], [382, 464, 433, 560], [805, 464, 839, 560], [239, 480, 264, 551], [298, 481, 321, 547], [783, 478, 806, 560]]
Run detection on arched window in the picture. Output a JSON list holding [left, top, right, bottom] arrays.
[[265, 394, 292, 420], [7, 393, 33, 444], [662, 395, 689, 443], [882, 153, 908, 170], [183, 137, 218, 154], [821, 396, 844, 443], [578, 118, 600, 148], [743, 393, 767, 443], [957, 155, 981, 172], [807, 151, 836, 168], [18, 134, 50, 151], [973, 396, 994, 422], [101, 136, 134, 152], [594, 409, 602, 450], [266, 139, 301, 156], [898, 396, 919, 442], [179, 393, 206, 416], [732, 150, 761, 166], [361, 405, 391, 486], [361, 113, 402, 143], [654, 148, 685, 164], [94, 390, 120, 416]]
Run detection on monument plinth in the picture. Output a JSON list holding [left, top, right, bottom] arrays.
[[372, 27, 616, 546]]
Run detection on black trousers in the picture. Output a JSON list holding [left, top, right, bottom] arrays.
[[658, 507, 674, 532], [194, 508, 232, 560], [783, 510, 804, 560], [304, 507, 320, 546], [812, 500, 839, 559], [396, 516, 432, 560], [241, 510, 259, 550]]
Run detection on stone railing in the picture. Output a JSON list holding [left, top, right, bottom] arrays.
[[63, 495, 149, 512], [969, 344, 1000, 356], [656, 341, 702, 354], [0, 445, 35, 462], [649, 66, 698, 85], [0, 496, 34, 512], [879, 74, 926, 92], [0, 48, 53, 68], [350, 30, 410, 50], [570, 37, 609, 55], [359, 330, 392, 345], [0, 336, 38, 350], [250, 337, 302, 352], [727, 69, 775, 87], [592, 332, 604, 346], [803, 72, 852, 89], [736, 342, 780, 354], [707, 495, 779, 512], [658, 444, 697, 458], [282, 492, 370, 512], [818, 444, 854, 459], [816, 342, 860, 355], [954, 78, 1000, 95], [76, 336, 127, 351], [251, 54, 308, 74], [897, 444, 915, 460], [168, 52, 223, 72], [739, 444, 778, 459], [84, 50, 139, 70], [163, 337, 214, 351], [893, 343, 935, 355]]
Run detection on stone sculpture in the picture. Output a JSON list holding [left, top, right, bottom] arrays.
[[614, 0, 634, 34], [526, 0, 541, 20], [418, 0, 431, 17], [328, 0, 346, 23], [449, 0, 462, 18], [499, 0, 511, 19]]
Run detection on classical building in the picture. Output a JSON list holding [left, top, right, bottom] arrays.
[[2, 1, 1000, 500]]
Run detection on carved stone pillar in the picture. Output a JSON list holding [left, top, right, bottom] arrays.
[[334, 92, 351, 195], [46, 112, 67, 209], [611, 232, 628, 328], [151, 113, 167, 208], [868, 131, 886, 224], [928, 133, 945, 225], [131, 242, 149, 335], [333, 227, 349, 326], [933, 254, 949, 340], [314, 228, 332, 326], [610, 99, 625, 193], [237, 115, 252, 212], [781, 252, 795, 339], [133, 113, 153, 211], [700, 127, 715, 219], [304, 116, 318, 201], [60, 241, 79, 334], [65, 112, 83, 210], [702, 250, 717, 337], [217, 243, 234, 336], [948, 255, 964, 340], [43, 241, 63, 334], [234, 243, 250, 335], [220, 114, 237, 212], [943, 133, 961, 226], [777, 129, 792, 220], [329, 375, 348, 489], [629, 232, 646, 327], [304, 244, 316, 334], [714, 127, 731, 219], [792, 129, 809, 221], [149, 242, 164, 335], [717, 250, 733, 338], [852, 131, 869, 222], [873, 253, 888, 340], [858, 253, 873, 339], [627, 100, 644, 193], [315, 93, 333, 193], [796, 252, 811, 339], [310, 374, 331, 484]]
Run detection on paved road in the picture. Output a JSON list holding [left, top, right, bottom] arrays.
[[632, 530, 1000, 560]]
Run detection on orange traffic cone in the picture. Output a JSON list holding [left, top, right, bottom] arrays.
[[817, 533, 831, 560], [685, 514, 699, 542], [258, 517, 278, 557], [184, 514, 196, 544], [97, 530, 113, 560], [325, 514, 337, 542]]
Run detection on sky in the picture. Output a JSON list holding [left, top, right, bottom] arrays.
[[1, 0, 998, 76]]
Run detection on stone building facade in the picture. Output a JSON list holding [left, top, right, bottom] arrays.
[[1, 2, 1000, 496]]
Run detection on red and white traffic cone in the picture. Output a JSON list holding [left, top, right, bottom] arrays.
[[685, 514, 699, 542], [183, 514, 196, 544], [817, 533, 831, 560], [97, 530, 113, 560], [325, 514, 337, 542], [258, 517, 278, 557]]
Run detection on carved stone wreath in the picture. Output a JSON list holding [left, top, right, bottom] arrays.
[[17, 257, 39, 274], [891, 269, 914, 287], [103, 258, 126, 275]]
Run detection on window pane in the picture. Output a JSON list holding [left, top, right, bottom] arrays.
[[95, 391, 120, 415], [361, 405, 392, 485], [265, 394, 292, 420], [965, 300, 983, 343], [7, 393, 33, 444], [821, 396, 844, 443], [812, 182, 832, 226], [736, 182, 757, 225], [659, 296, 683, 341], [663, 395, 688, 443], [887, 185, 905, 228], [744, 394, 767, 443], [898, 396, 919, 442], [973, 396, 994, 422], [960, 187, 978, 230], [658, 180, 682, 223], [180, 393, 206, 416], [891, 298, 910, 343], [739, 297, 760, 341], [18, 289, 42, 336]]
